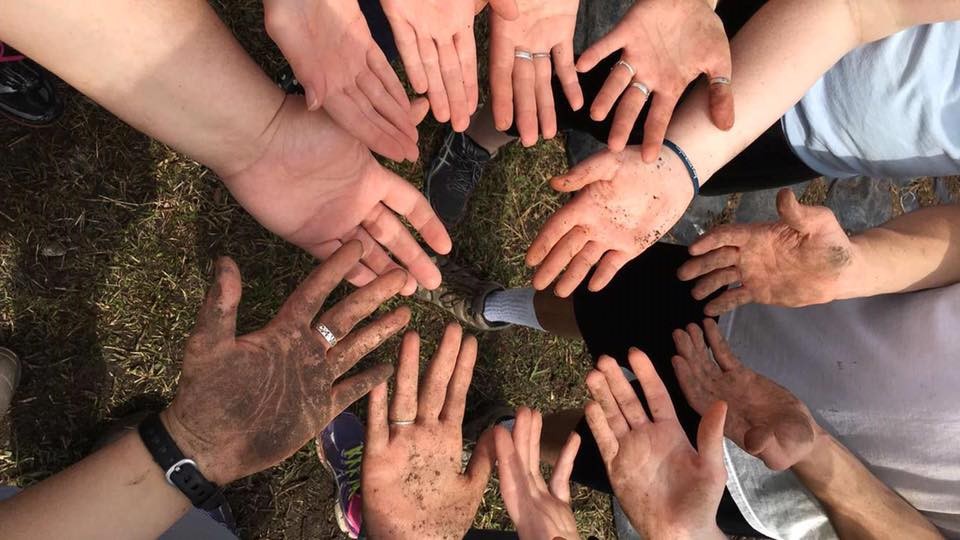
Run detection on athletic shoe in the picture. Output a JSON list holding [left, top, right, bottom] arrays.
[[414, 255, 511, 332], [424, 129, 493, 228], [0, 43, 62, 127], [0, 348, 21, 415], [462, 402, 516, 444], [317, 412, 365, 539]]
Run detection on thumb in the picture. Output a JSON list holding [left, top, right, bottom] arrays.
[[466, 427, 497, 488], [550, 151, 622, 192], [696, 401, 728, 471], [190, 257, 242, 346], [775, 188, 810, 231]]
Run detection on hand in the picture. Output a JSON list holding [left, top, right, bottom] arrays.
[[362, 324, 494, 539], [160, 242, 409, 486], [495, 408, 581, 540], [527, 146, 694, 297], [585, 351, 727, 540], [672, 319, 819, 471], [381, 0, 517, 131], [264, 0, 428, 162], [577, 0, 733, 156], [221, 96, 451, 296], [488, 0, 583, 146], [677, 189, 854, 316]]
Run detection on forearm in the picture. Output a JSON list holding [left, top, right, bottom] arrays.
[[0, 432, 190, 539], [793, 430, 944, 539], [0, 0, 285, 177], [832, 205, 960, 299]]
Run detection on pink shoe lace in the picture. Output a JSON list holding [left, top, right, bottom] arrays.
[[0, 42, 26, 64]]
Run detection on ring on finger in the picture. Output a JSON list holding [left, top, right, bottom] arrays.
[[515, 50, 533, 61], [630, 81, 651, 98], [312, 321, 339, 347], [532, 52, 551, 59], [614, 59, 636, 78], [710, 76, 732, 85], [389, 419, 416, 426]]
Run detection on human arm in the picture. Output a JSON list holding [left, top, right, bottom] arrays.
[[0, 241, 409, 539], [673, 319, 945, 539]]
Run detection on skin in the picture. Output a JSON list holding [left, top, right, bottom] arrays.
[[584, 352, 728, 540], [362, 325, 495, 540], [495, 408, 581, 540], [488, 0, 583, 146], [577, 0, 734, 156], [263, 0, 427, 161], [676, 189, 854, 316]]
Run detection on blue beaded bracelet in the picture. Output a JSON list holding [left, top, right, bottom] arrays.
[[662, 139, 700, 196]]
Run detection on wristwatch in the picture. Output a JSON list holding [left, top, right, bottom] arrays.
[[138, 413, 226, 511]]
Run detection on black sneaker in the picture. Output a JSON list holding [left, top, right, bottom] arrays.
[[0, 43, 62, 127], [414, 255, 511, 332], [424, 129, 493, 228]]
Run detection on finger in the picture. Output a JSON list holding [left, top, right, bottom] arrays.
[[588, 250, 632, 292], [512, 406, 533, 472], [576, 30, 622, 73], [437, 38, 470, 131], [534, 55, 557, 140], [191, 257, 241, 345], [641, 91, 681, 163], [597, 356, 649, 429], [494, 425, 525, 517], [343, 262, 379, 288], [687, 323, 710, 358], [308, 238, 378, 289], [548, 150, 622, 193], [357, 72, 420, 161], [584, 400, 619, 463], [776, 188, 808, 231], [703, 318, 743, 371], [315, 268, 407, 346], [418, 323, 464, 421], [418, 36, 450, 123], [697, 400, 728, 471], [589, 59, 632, 121], [682, 323, 722, 378], [553, 43, 583, 111], [391, 21, 428, 94], [688, 225, 752, 256], [326, 307, 411, 378], [529, 411, 549, 491], [366, 382, 390, 452], [381, 172, 453, 256], [549, 432, 580, 503], [672, 328, 699, 367], [328, 89, 407, 162], [368, 46, 412, 109], [691, 267, 741, 301], [532, 226, 590, 291], [488, 32, 515, 131], [706, 47, 735, 131], [488, 0, 520, 20], [330, 363, 395, 416], [362, 204, 441, 289], [439, 334, 478, 425], [454, 30, 480, 114], [390, 331, 420, 425], [350, 228, 404, 278], [671, 355, 705, 412], [608, 85, 649, 152], [704, 287, 754, 317], [627, 348, 678, 421], [676, 246, 740, 282], [513, 52, 539, 147], [280, 240, 364, 321], [466, 427, 497, 490], [554, 241, 605, 298], [585, 367, 630, 437], [526, 204, 577, 270]]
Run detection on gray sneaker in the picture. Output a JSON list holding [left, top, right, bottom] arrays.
[[0, 348, 21, 414], [415, 256, 511, 332]]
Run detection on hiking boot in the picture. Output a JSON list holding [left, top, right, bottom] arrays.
[[0, 43, 62, 127], [317, 411, 364, 539], [0, 348, 21, 415], [424, 129, 493, 228], [415, 256, 511, 332]]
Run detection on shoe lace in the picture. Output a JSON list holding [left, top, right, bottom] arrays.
[[430, 134, 487, 197], [342, 443, 364, 499]]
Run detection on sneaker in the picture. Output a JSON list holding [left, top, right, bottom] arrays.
[[0, 43, 63, 127], [414, 255, 511, 332], [0, 348, 21, 414], [317, 412, 365, 539], [462, 402, 516, 444], [424, 129, 493, 228]]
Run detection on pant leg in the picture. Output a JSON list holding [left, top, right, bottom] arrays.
[[359, 0, 398, 61]]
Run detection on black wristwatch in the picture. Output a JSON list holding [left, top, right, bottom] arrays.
[[138, 413, 226, 511]]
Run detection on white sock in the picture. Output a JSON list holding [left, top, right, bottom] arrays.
[[482, 288, 544, 331]]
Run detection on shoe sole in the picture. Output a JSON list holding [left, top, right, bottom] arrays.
[[315, 437, 359, 540]]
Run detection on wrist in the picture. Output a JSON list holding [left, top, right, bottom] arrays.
[[829, 235, 873, 301], [642, 521, 725, 540], [158, 409, 233, 486]]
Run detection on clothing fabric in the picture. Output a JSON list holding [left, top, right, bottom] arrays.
[[719, 284, 960, 539], [783, 22, 960, 179], [483, 288, 544, 330]]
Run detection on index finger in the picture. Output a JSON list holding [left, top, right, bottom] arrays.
[[279, 240, 364, 322], [526, 203, 579, 268], [688, 224, 752, 256]]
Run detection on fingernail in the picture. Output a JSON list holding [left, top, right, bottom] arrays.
[[305, 87, 319, 111]]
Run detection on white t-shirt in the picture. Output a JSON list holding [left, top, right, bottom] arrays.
[[719, 283, 960, 539]]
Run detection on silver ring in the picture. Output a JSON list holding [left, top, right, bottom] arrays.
[[514, 50, 533, 61], [389, 419, 416, 426], [532, 52, 551, 59], [710, 76, 732, 85], [630, 81, 651, 98], [614, 59, 636, 78], [313, 322, 338, 347]]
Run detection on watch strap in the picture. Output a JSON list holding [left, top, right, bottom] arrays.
[[138, 413, 225, 511]]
